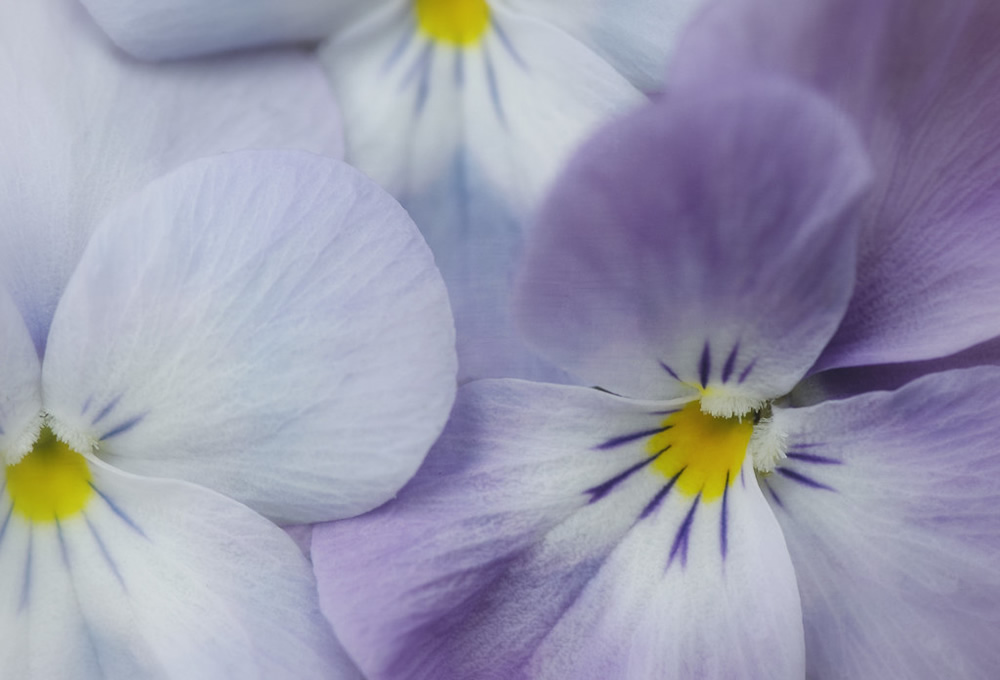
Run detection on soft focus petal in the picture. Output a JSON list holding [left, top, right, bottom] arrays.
[[315, 380, 803, 679], [515, 78, 872, 401], [0, 458, 360, 679], [404, 172, 575, 383], [0, 0, 342, 353], [676, 0, 1000, 368], [461, 6, 642, 215], [0, 289, 41, 459], [42, 151, 457, 524], [503, 0, 703, 92], [81, 0, 375, 60], [765, 367, 1000, 678], [795, 335, 1000, 405], [322, 2, 639, 211], [321, 3, 640, 381]]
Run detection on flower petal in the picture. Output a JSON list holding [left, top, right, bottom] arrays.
[[0, 289, 41, 459], [766, 367, 1000, 678], [80, 0, 373, 60], [320, 3, 640, 381], [314, 380, 804, 679], [0, 458, 361, 679], [42, 151, 457, 524], [675, 0, 1000, 368], [0, 0, 342, 354], [503, 0, 703, 92], [514, 78, 872, 401]]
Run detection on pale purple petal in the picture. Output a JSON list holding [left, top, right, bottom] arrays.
[[676, 0, 1000, 368], [766, 367, 1000, 678], [314, 380, 803, 679], [515, 78, 872, 401]]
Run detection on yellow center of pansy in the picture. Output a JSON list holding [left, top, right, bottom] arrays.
[[646, 401, 754, 501], [415, 0, 490, 46], [6, 426, 93, 522]]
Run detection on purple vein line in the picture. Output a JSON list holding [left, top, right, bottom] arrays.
[[776, 467, 835, 492]]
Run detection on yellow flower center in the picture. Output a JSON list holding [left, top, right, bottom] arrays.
[[646, 401, 754, 501], [414, 0, 491, 46], [6, 426, 93, 522]]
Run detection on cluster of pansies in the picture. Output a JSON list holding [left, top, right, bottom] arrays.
[[3, 0, 1000, 678]]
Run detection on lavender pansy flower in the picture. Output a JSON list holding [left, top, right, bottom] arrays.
[[673, 0, 1000, 370], [310, 54, 1000, 680], [0, 3, 457, 676], [76, 0, 703, 381]]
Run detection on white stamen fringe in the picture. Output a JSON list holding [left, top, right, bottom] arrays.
[[747, 416, 788, 473], [48, 415, 99, 456], [3, 411, 46, 465], [699, 392, 767, 419]]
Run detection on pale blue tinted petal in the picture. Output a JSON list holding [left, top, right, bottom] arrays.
[[81, 0, 377, 60], [515, 78, 872, 401], [314, 380, 803, 679], [765, 367, 1000, 678], [0, 459, 361, 679], [321, 3, 640, 381], [504, 0, 703, 92], [675, 0, 1000, 368], [42, 151, 457, 524], [0, 289, 41, 458], [0, 0, 342, 354]]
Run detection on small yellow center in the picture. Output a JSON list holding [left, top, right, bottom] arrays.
[[6, 427, 93, 522], [414, 0, 490, 46], [646, 401, 754, 501]]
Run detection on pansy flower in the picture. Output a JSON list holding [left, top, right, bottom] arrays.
[[0, 3, 457, 676], [76, 0, 703, 381], [310, 1, 1000, 676]]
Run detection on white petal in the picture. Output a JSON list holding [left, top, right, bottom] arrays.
[[320, 0, 462, 201], [0, 459, 361, 679], [502, 0, 703, 92], [0, 289, 42, 461], [0, 0, 342, 353], [81, 0, 378, 60], [320, 3, 640, 381], [42, 151, 457, 524], [463, 6, 643, 212]]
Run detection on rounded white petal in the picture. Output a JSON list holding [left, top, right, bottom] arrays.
[[0, 459, 361, 679], [42, 151, 457, 524]]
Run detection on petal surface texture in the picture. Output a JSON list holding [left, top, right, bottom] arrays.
[[764, 367, 1000, 678], [41, 151, 457, 524], [0, 0, 342, 354], [0, 458, 361, 679], [515, 79, 872, 400], [321, 2, 643, 381], [675, 0, 1000, 369], [314, 380, 804, 679], [0, 289, 42, 459], [503, 0, 703, 92], [80, 0, 369, 60]]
